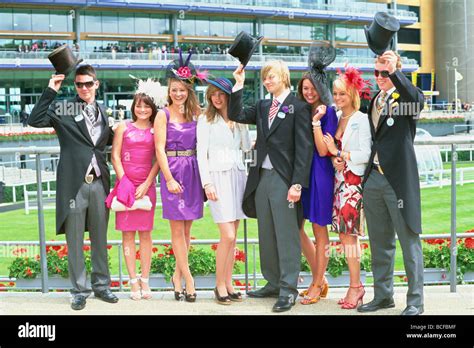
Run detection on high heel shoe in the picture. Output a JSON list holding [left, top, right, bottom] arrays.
[[184, 279, 197, 303], [129, 277, 141, 301], [300, 283, 323, 305], [341, 284, 365, 310], [171, 276, 184, 301], [320, 278, 329, 298], [214, 287, 231, 305], [140, 276, 152, 300]]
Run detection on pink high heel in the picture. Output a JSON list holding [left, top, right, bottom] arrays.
[[341, 284, 365, 310]]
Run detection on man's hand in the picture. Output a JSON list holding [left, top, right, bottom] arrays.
[[232, 64, 245, 88], [381, 51, 398, 75], [48, 74, 65, 92], [287, 186, 301, 204]]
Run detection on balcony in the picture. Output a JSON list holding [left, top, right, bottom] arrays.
[[0, 51, 420, 72]]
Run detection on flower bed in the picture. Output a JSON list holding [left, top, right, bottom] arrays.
[[0, 130, 57, 142]]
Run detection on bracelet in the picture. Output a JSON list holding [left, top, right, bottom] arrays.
[[337, 150, 341, 158]]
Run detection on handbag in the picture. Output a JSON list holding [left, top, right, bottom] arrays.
[[111, 195, 152, 212]]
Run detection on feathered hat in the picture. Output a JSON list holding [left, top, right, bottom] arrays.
[[129, 75, 168, 108], [336, 65, 372, 101], [166, 48, 208, 84], [307, 42, 336, 106]]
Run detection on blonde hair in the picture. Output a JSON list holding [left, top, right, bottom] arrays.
[[375, 53, 402, 70], [167, 78, 201, 122], [204, 84, 227, 123], [333, 77, 361, 111], [261, 60, 291, 89]]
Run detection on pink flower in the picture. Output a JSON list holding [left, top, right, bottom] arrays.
[[177, 66, 192, 78]]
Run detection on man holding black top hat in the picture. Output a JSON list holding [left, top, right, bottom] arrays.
[[358, 12, 425, 316], [28, 49, 117, 310]]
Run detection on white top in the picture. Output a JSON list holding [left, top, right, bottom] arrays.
[[197, 113, 252, 188], [338, 110, 372, 176]]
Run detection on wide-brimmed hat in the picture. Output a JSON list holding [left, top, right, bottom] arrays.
[[206, 77, 234, 95], [47, 44, 83, 77], [228, 31, 264, 68], [166, 48, 208, 84], [307, 42, 336, 106], [364, 12, 400, 55]]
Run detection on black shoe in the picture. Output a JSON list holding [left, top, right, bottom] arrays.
[[401, 305, 424, 316], [247, 287, 279, 298], [184, 279, 197, 303], [272, 295, 296, 313], [214, 287, 231, 305], [71, 295, 87, 311], [228, 291, 243, 302], [93, 289, 119, 303], [357, 298, 395, 313], [171, 277, 184, 301]]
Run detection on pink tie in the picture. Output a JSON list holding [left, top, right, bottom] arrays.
[[268, 99, 280, 124]]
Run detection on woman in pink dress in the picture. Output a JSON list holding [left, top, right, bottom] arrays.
[[108, 89, 161, 300]]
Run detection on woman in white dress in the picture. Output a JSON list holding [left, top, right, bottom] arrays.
[[197, 77, 251, 305]]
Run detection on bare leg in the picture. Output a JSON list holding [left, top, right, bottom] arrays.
[[169, 220, 193, 294], [183, 220, 195, 295], [300, 221, 318, 293], [138, 230, 152, 292], [225, 220, 240, 294], [340, 233, 362, 305], [122, 231, 140, 293], [215, 221, 236, 297]]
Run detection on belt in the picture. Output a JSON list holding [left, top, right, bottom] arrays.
[[166, 150, 196, 157], [371, 163, 384, 175], [85, 169, 98, 184]]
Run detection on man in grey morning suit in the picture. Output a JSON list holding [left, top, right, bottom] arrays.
[[28, 65, 118, 310], [358, 51, 425, 316], [229, 61, 313, 312]]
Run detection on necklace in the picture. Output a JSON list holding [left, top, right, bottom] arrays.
[[341, 110, 356, 119]]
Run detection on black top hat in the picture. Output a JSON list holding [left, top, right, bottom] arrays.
[[228, 31, 264, 68], [165, 48, 207, 84], [307, 42, 336, 106], [364, 12, 400, 56], [48, 44, 83, 76]]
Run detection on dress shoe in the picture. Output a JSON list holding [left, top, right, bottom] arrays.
[[94, 289, 119, 303], [401, 305, 424, 316], [71, 295, 86, 310], [272, 295, 296, 313], [357, 297, 395, 313], [247, 287, 279, 298]]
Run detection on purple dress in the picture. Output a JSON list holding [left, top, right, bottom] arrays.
[[160, 108, 204, 220], [301, 106, 338, 226], [115, 121, 157, 231]]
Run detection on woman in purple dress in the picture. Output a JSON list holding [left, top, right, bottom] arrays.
[[298, 46, 338, 305], [154, 51, 205, 302]]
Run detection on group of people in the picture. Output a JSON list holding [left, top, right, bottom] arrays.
[[28, 45, 425, 315]]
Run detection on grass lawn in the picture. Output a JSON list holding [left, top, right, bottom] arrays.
[[1, 183, 473, 280]]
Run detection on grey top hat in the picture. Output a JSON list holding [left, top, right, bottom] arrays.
[[228, 31, 264, 68], [47, 44, 83, 77], [307, 42, 336, 106], [364, 12, 400, 55]]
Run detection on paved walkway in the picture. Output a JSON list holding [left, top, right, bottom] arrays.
[[0, 285, 472, 315]]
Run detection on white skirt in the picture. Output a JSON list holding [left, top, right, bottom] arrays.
[[208, 166, 247, 223]]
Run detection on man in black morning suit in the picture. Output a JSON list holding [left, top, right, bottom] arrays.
[[229, 61, 313, 312], [358, 51, 425, 315], [28, 65, 118, 310]]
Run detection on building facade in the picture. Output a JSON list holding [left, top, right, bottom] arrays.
[[0, 0, 433, 120]]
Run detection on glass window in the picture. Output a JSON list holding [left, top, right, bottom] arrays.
[[398, 28, 420, 45], [223, 19, 237, 37], [135, 14, 151, 34], [85, 12, 102, 32], [237, 20, 253, 35], [178, 17, 194, 35], [0, 10, 13, 31], [13, 10, 32, 31], [32, 10, 50, 32], [102, 12, 118, 33], [262, 21, 276, 38], [150, 14, 169, 35], [118, 13, 134, 34], [195, 17, 210, 36], [209, 18, 224, 37], [50, 11, 70, 32], [289, 23, 301, 40], [275, 22, 289, 39], [312, 23, 327, 40]]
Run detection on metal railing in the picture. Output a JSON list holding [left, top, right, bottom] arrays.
[[0, 139, 473, 293]]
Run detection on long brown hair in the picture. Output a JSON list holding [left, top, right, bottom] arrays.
[[297, 73, 322, 110], [131, 93, 157, 124], [167, 78, 201, 122], [204, 84, 228, 123]]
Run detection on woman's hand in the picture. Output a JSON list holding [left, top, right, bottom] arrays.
[[135, 181, 150, 199], [166, 178, 183, 194], [323, 132, 338, 156], [313, 105, 327, 122], [204, 183, 218, 201], [332, 156, 345, 172], [232, 64, 245, 86]]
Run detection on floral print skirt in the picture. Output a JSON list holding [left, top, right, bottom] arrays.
[[331, 163, 365, 236]]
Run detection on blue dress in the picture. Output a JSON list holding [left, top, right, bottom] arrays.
[[301, 106, 338, 226]]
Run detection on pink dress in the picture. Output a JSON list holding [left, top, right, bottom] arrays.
[[115, 121, 157, 231]]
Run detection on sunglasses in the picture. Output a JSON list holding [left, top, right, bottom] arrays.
[[74, 80, 96, 89], [374, 70, 390, 78]]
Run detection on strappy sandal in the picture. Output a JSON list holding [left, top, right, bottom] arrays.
[[140, 276, 153, 300], [228, 291, 243, 302], [300, 284, 323, 305], [214, 287, 231, 305], [129, 277, 141, 301], [341, 284, 365, 310], [184, 279, 197, 303]]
